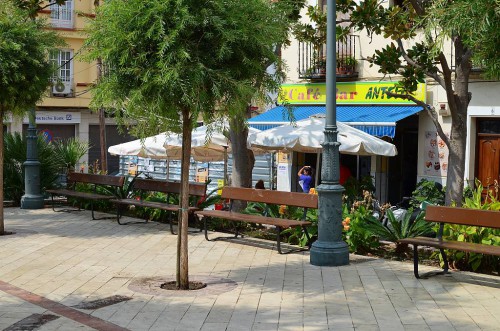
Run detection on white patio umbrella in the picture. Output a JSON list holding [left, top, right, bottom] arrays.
[[109, 124, 261, 161], [249, 116, 397, 156], [108, 132, 170, 159], [108, 124, 261, 182]]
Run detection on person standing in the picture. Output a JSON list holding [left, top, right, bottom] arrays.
[[297, 166, 313, 193]]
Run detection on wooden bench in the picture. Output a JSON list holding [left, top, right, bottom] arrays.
[[46, 173, 126, 220], [399, 205, 500, 278], [195, 187, 317, 254], [110, 178, 206, 233]]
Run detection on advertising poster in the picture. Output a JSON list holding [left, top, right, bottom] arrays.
[[423, 131, 449, 176], [196, 166, 208, 183], [128, 156, 139, 176]]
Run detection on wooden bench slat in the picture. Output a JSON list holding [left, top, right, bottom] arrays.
[[132, 179, 206, 196], [111, 179, 207, 229], [46, 189, 115, 200], [47, 173, 126, 221], [220, 187, 318, 209], [399, 237, 500, 256], [425, 205, 500, 228], [195, 210, 312, 229], [110, 199, 198, 212], [67, 173, 125, 187]]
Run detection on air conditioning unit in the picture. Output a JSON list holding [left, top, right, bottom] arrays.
[[52, 80, 72, 96]]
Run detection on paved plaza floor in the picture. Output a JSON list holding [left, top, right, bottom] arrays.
[[0, 207, 499, 331]]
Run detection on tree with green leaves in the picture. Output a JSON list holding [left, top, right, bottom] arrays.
[[228, 0, 304, 197], [84, 0, 299, 289], [0, 0, 61, 235], [12, 0, 68, 19], [296, 0, 499, 205]]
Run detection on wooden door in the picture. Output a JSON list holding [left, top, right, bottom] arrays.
[[477, 136, 500, 193]]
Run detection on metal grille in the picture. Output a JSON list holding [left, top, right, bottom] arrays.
[[298, 35, 358, 80]]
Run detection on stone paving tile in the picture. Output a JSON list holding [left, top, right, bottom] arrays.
[[1, 208, 499, 331]]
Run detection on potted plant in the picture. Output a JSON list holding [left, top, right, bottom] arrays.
[[343, 55, 358, 74], [316, 56, 326, 76]]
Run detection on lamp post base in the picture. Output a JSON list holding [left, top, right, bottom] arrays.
[[310, 240, 349, 266], [21, 195, 45, 209]]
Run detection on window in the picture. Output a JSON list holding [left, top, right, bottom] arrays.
[[50, 50, 74, 95], [50, 0, 73, 28]]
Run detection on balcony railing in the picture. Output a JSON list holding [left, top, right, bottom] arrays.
[[298, 35, 358, 81]]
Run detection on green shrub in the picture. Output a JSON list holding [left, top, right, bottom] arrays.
[[342, 202, 380, 254], [410, 179, 445, 208], [363, 208, 434, 256], [53, 137, 90, 173], [4, 132, 61, 205], [343, 175, 375, 207]]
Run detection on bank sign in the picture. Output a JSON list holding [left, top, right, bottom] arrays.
[[279, 81, 426, 105], [22, 111, 81, 124]]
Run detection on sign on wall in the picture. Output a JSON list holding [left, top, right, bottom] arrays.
[[196, 166, 208, 183], [279, 81, 426, 105], [23, 111, 81, 124], [423, 131, 449, 176]]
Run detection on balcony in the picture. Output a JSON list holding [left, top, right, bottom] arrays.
[[298, 35, 358, 81]]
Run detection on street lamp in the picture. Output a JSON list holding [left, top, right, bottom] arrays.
[[20, 108, 44, 209], [310, 0, 350, 266]]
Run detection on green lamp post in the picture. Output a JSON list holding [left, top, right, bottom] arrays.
[[21, 108, 44, 209], [310, 0, 350, 266]]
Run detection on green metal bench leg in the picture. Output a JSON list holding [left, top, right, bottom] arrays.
[[91, 200, 96, 220], [440, 248, 449, 274], [303, 226, 312, 249], [413, 244, 421, 279], [91, 201, 114, 220], [204, 217, 211, 241], [116, 205, 123, 225], [277, 226, 313, 255], [51, 194, 56, 212], [413, 245, 450, 279], [171, 212, 202, 235], [115, 205, 147, 225], [276, 226, 283, 254], [203, 217, 241, 241], [169, 211, 175, 235], [50, 194, 81, 213]]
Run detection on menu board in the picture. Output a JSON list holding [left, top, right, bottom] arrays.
[[423, 131, 449, 176]]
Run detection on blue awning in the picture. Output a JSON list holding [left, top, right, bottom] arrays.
[[248, 105, 423, 138]]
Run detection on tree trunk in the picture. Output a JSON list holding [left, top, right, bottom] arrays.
[[444, 114, 467, 206], [229, 114, 255, 212], [95, 1, 107, 173], [0, 109, 4, 235], [443, 39, 471, 206], [98, 107, 107, 173], [177, 109, 192, 290], [96, 56, 107, 173]]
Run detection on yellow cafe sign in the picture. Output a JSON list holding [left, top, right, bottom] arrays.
[[279, 81, 426, 105]]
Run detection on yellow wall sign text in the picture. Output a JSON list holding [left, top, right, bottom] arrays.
[[279, 81, 426, 105]]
